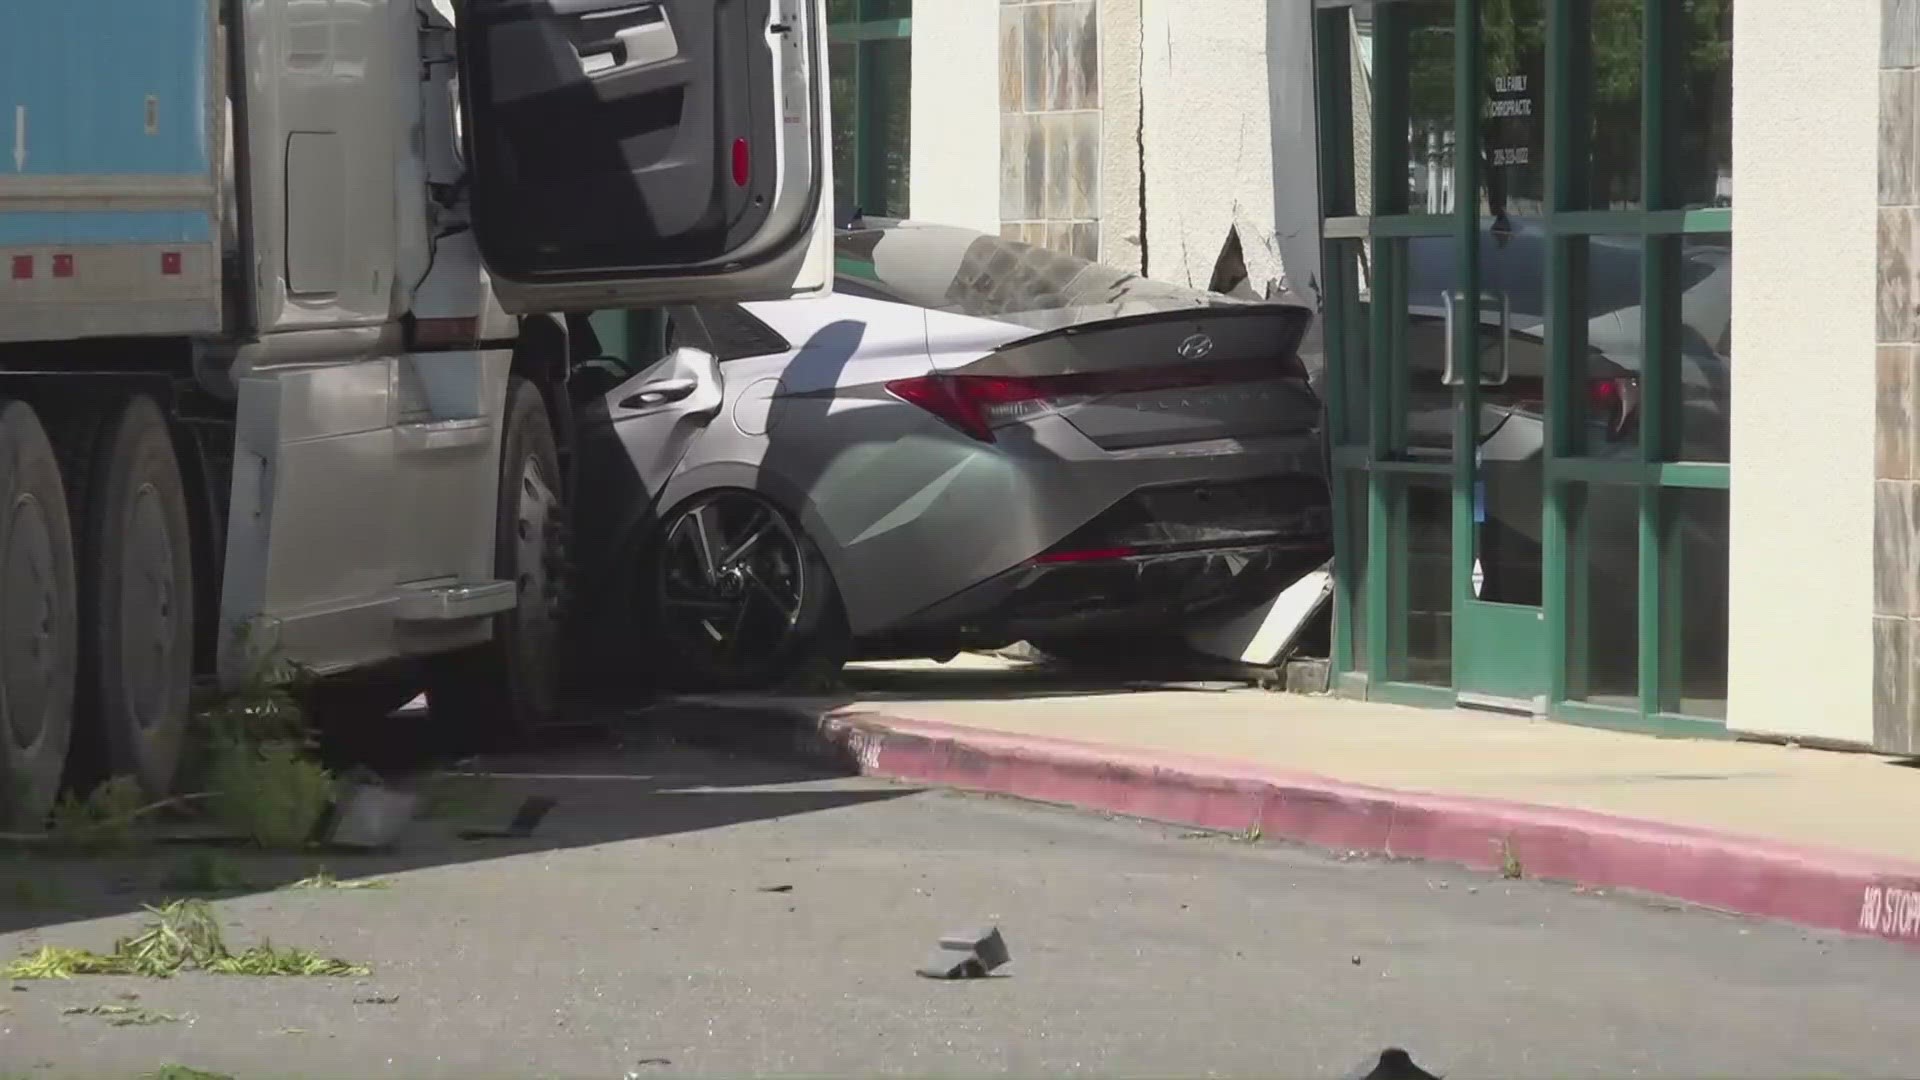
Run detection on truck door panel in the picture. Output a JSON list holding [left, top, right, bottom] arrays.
[[455, 0, 832, 311]]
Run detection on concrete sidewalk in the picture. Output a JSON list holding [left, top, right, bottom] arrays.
[[670, 655, 1920, 948]]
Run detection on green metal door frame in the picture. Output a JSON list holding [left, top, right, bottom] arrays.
[[1314, 0, 1735, 734]]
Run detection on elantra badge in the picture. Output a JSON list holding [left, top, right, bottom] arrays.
[[1176, 332, 1215, 360]]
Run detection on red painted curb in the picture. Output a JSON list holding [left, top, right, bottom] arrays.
[[815, 708, 1920, 948]]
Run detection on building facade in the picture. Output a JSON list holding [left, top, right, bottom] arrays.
[[832, 0, 1917, 756]]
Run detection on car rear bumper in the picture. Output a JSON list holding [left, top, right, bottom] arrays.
[[872, 536, 1333, 647]]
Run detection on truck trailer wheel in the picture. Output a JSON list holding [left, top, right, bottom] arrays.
[[79, 395, 196, 802], [0, 399, 78, 831], [424, 377, 565, 748]]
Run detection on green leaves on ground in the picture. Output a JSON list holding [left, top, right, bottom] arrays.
[[207, 740, 334, 850], [46, 777, 146, 854], [63, 1002, 183, 1026], [142, 1067, 233, 1080], [283, 868, 389, 891], [2, 899, 367, 980]]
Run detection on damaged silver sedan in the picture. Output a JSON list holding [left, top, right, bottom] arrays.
[[568, 218, 1333, 689]]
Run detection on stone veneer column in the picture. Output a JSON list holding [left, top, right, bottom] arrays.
[[1875, 0, 1920, 753]]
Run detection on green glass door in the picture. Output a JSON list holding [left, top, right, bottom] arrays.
[[1453, 0, 1550, 709], [1321, 0, 1550, 711]]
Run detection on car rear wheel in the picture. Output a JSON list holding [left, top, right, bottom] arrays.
[[648, 490, 847, 691]]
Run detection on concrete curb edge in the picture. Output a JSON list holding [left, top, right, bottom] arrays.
[[660, 699, 1920, 948]]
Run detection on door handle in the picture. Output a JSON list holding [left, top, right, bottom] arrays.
[[1484, 290, 1512, 387], [1441, 290, 1461, 386], [574, 5, 678, 76], [619, 377, 699, 409], [1440, 290, 1513, 387]]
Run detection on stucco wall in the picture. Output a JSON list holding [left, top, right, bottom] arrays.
[[1098, 0, 1143, 272], [1727, 0, 1879, 744], [1138, 0, 1288, 295], [908, 0, 999, 233]]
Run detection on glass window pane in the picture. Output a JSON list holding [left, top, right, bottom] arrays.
[[1571, 235, 1646, 457], [1673, 0, 1733, 209], [1327, 239, 1373, 446], [830, 43, 857, 214], [1659, 486, 1729, 719], [863, 38, 912, 218], [1670, 233, 1732, 462], [1398, 235, 1457, 462], [1388, 472, 1452, 686], [1341, 470, 1371, 675], [1563, 481, 1640, 709], [1318, 8, 1367, 217], [1584, 0, 1643, 208], [828, 0, 857, 24], [863, 0, 912, 21], [1401, 2, 1458, 214], [1481, 0, 1546, 217]]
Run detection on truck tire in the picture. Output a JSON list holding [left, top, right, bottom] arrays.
[[424, 376, 565, 748], [78, 394, 196, 802], [0, 399, 79, 831]]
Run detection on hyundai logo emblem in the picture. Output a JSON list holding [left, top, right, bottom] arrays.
[[1176, 333, 1215, 360]]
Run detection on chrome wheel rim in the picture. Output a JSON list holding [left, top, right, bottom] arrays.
[[658, 493, 805, 668]]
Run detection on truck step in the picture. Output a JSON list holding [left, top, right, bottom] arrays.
[[394, 580, 516, 623]]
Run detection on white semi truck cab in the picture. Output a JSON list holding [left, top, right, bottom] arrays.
[[0, 0, 834, 829]]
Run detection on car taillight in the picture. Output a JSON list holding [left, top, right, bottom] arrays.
[[1587, 375, 1641, 440], [885, 354, 1301, 444]]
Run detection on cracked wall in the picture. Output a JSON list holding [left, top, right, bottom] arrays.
[[1137, 0, 1291, 297]]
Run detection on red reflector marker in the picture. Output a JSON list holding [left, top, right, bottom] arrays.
[[51, 254, 73, 278], [10, 255, 33, 280], [160, 252, 183, 276], [411, 316, 481, 349], [1032, 547, 1137, 565], [731, 137, 750, 187]]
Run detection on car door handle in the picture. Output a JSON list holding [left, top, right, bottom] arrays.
[[619, 377, 699, 409], [573, 4, 678, 76]]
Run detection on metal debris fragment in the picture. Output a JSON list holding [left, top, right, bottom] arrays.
[[916, 926, 1010, 980]]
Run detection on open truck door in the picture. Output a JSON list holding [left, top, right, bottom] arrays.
[[454, 0, 832, 312]]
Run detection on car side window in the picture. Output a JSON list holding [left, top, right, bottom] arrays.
[[697, 304, 790, 362]]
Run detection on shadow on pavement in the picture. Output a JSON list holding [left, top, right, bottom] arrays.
[[0, 713, 917, 939]]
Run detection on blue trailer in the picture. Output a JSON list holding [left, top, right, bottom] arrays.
[[0, 0, 224, 342]]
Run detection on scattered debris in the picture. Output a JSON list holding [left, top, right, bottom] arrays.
[[458, 795, 557, 840], [142, 1067, 233, 1080], [627, 1059, 673, 1075], [915, 926, 1010, 980], [353, 994, 399, 1005], [756, 884, 794, 894], [63, 1003, 183, 1027], [2, 898, 367, 979], [1343, 1047, 1443, 1080], [325, 782, 419, 850], [1239, 825, 1263, 844], [1497, 838, 1523, 880], [1351, 955, 1362, 966], [284, 869, 390, 892]]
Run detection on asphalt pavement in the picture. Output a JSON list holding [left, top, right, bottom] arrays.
[[2, 728, 1918, 1079]]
